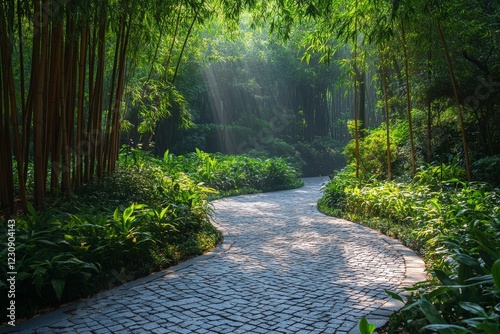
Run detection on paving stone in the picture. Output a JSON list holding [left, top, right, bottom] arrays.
[[141, 323, 160, 331], [93, 329, 112, 334]]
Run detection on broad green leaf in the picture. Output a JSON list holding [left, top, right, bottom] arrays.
[[51, 278, 66, 301], [27, 202, 37, 217], [466, 274, 493, 285], [358, 317, 376, 334], [434, 269, 456, 286], [423, 324, 470, 334], [458, 262, 474, 284], [113, 207, 120, 222], [459, 302, 488, 317], [33, 266, 47, 276], [456, 254, 484, 274], [477, 322, 500, 334], [37, 240, 58, 247], [418, 299, 447, 325], [474, 229, 500, 259], [428, 198, 442, 214], [385, 289, 404, 302], [123, 206, 134, 222]]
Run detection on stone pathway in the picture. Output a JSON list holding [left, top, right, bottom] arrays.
[[2, 177, 425, 334]]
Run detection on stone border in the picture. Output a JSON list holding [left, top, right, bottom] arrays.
[[348, 234, 427, 334]]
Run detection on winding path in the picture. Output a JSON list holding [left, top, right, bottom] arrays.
[[4, 177, 425, 334]]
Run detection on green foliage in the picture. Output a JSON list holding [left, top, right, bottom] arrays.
[[294, 137, 346, 176], [0, 207, 100, 317], [414, 157, 467, 188], [472, 155, 500, 187], [343, 122, 408, 180], [318, 167, 360, 217], [399, 215, 500, 333], [160, 149, 304, 196], [319, 166, 500, 333], [359, 317, 376, 334], [249, 137, 305, 171]]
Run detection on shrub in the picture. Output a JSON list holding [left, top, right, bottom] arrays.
[[472, 154, 500, 187], [295, 136, 346, 176], [318, 167, 359, 216], [342, 122, 407, 180], [161, 149, 303, 196]]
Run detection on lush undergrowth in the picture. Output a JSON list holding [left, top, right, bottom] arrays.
[[0, 150, 302, 323], [319, 166, 500, 333], [160, 148, 304, 196]]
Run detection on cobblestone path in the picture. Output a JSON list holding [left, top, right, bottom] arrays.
[[3, 177, 425, 334]]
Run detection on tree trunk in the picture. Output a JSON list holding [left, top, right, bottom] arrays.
[[75, 27, 88, 192], [33, 0, 50, 209], [109, 13, 132, 172], [436, 21, 472, 181], [401, 16, 416, 178], [382, 62, 392, 181], [0, 4, 27, 213], [358, 68, 366, 135]]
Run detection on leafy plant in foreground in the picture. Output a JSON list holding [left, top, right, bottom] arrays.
[[358, 317, 376, 334]]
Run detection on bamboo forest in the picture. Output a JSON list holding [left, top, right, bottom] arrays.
[[1, 0, 500, 333]]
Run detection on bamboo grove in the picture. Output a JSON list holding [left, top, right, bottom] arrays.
[[1, 0, 499, 216], [0, 0, 213, 216], [252, 0, 499, 182]]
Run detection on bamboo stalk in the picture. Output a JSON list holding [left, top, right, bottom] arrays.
[[400, 15, 416, 178], [110, 12, 132, 171], [33, 0, 50, 209], [436, 21, 472, 181], [75, 26, 88, 192]]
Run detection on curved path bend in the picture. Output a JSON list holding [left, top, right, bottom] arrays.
[[4, 177, 425, 334]]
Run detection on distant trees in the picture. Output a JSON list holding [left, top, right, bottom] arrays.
[[161, 0, 500, 182], [279, 0, 499, 180]]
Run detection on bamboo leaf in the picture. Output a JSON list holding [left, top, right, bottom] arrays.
[[385, 289, 404, 302], [358, 317, 376, 334], [51, 279, 66, 301], [418, 299, 447, 325], [459, 302, 488, 317]]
